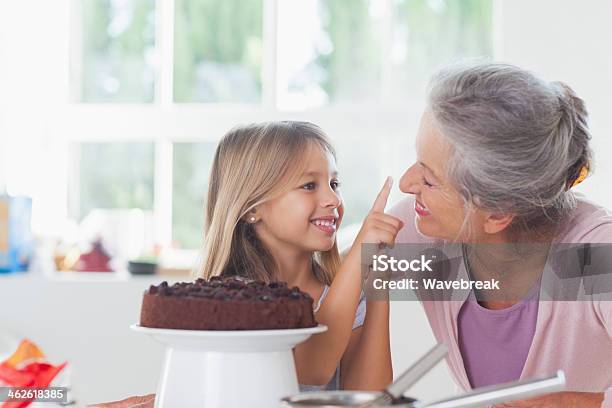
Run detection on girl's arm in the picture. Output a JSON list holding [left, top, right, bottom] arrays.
[[294, 246, 364, 385], [340, 299, 392, 390], [294, 178, 401, 385]]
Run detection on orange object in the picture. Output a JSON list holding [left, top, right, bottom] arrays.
[[571, 165, 589, 188], [0, 340, 67, 408], [3, 340, 45, 369]]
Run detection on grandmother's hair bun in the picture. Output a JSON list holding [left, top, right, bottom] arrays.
[[551, 81, 592, 190]]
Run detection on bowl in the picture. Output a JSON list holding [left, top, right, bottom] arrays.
[[128, 260, 157, 275], [281, 391, 417, 407]]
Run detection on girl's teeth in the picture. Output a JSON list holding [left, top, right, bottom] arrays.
[[313, 220, 334, 226]]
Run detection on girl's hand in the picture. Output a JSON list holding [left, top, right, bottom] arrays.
[[353, 177, 404, 248], [88, 394, 155, 408], [492, 391, 604, 408]]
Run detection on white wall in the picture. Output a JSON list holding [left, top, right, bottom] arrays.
[[499, 0, 612, 208], [0, 0, 71, 235]]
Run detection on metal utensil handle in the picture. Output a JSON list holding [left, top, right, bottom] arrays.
[[419, 370, 565, 408], [386, 343, 449, 399]]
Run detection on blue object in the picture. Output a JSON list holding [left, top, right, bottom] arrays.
[[0, 195, 33, 273]]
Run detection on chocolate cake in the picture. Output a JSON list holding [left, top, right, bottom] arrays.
[[140, 276, 317, 330]]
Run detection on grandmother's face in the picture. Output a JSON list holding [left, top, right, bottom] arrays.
[[399, 110, 486, 241]]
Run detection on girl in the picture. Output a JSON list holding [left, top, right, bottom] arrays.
[[200, 121, 401, 389], [93, 121, 402, 407]]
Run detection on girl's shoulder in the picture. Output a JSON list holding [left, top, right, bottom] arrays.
[[313, 285, 329, 313]]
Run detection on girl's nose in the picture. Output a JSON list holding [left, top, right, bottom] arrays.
[[321, 187, 342, 208], [399, 164, 421, 195]]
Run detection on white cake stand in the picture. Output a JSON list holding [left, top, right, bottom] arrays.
[[131, 324, 327, 408]]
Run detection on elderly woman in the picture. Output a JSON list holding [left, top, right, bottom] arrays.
[[390, 62, 612, 407]]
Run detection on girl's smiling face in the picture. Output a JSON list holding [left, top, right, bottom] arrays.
[[254, 143, 344, 254], [399, 110, 478, 241]]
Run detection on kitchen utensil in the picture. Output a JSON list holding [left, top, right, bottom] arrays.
[[281, 370, 565, 408], [359, 343, 448, 407], [419, 370, 565, 408], [282, 391, 416, 407]]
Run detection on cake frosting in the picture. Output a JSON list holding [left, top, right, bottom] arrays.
[[140, 276, 317, 330]]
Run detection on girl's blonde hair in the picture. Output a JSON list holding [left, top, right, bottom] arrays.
[[197, 121, 342, 285]]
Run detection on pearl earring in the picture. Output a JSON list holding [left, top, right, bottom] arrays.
[[250, 217, 256, 222]]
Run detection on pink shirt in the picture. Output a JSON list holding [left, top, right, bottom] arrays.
[[390, 195, 612, 407]]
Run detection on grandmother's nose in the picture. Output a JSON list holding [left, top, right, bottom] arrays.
[[399, 164, 421, 194]]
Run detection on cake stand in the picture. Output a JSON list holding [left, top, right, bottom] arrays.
[[130, 324, 327, 408]]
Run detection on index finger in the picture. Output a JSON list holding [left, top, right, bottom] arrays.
[[371, 176, 392, 213]]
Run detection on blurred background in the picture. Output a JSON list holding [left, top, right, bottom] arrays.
[[1, 0, 611, 405]]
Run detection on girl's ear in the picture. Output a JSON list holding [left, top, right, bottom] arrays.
[[244, 208, 258, 224]]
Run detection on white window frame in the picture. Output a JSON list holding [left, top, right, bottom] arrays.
[[17, 0, 502, 248]]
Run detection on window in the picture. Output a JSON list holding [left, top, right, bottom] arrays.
[[172, 142, 216, 248], [72, 143, 155, 220], [277, 0, 384, 109], [173, 0, 264, 103], [67, 0, 495, 253], [277, 0, 493, 109], [388, 0, 493, 102], [75, 0, 156, 103]]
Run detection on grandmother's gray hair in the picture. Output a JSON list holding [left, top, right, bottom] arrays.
[[427, 62, 592, 238]]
